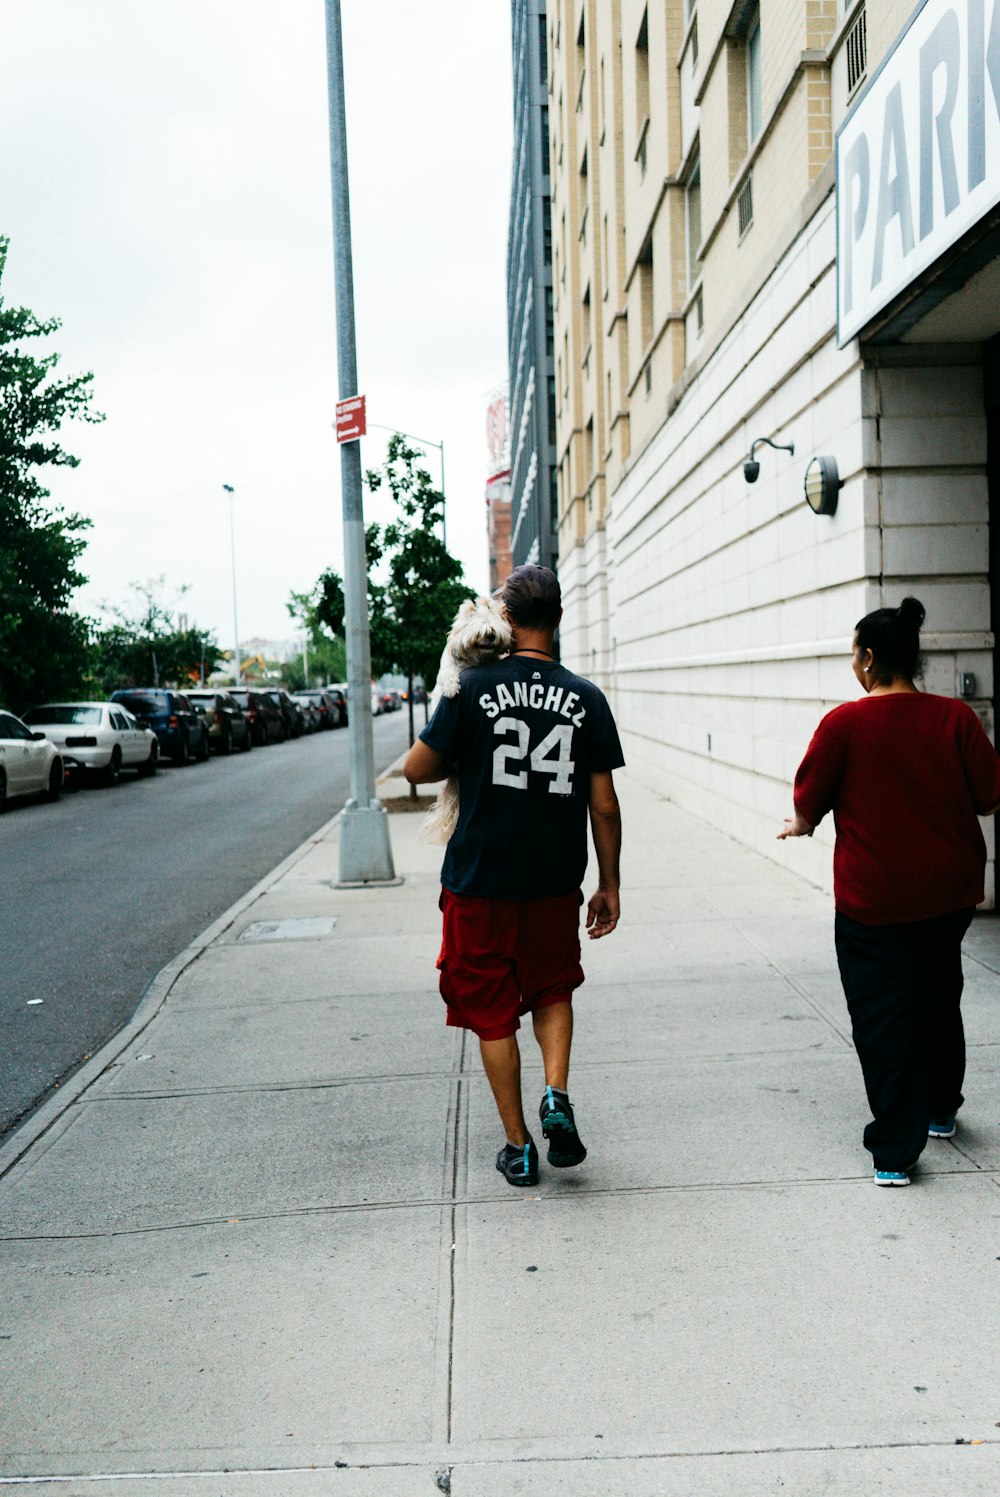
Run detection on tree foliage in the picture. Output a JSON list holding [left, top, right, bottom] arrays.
[[89, 577, 222, 694], [292, 436, 475, 742], [286, 574, 348, 688], [306, 436, 473, 680], [0, 235, 101, 710]]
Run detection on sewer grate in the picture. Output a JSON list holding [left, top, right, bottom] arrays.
[[239, 917, 336, 942]]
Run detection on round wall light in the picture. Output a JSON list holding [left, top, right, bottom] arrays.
[[804, 456, 841, 516]]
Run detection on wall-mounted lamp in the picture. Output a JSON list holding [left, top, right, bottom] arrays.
[[743, 435, 795, 483], [803, 455, 841, 516]]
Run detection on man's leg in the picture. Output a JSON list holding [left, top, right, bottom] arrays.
[[479, 1034, 530, 1145], [532, 1000, 573, 1089]]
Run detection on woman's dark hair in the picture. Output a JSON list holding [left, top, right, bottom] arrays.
[[855, 596, 926, 682]]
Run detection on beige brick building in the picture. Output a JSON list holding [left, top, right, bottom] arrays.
[[548, 0, 1000, 899]]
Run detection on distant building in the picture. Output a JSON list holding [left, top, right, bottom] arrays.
[[485, 392, 514, 592], [487, 474, 514, 592], [507, 0, 557, 570]]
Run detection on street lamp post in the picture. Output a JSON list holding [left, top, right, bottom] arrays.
[[222, 483, 241, 686], [324, 0, 396, 886], [367, 423, 447, 549]]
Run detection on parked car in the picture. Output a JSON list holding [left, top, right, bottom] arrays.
[[371, 686, 383, 716], [261, 688, 303, 739], [109, 689, 210, 766], [22, 702, 159, 784], [291, 696, 320, 733], [326, 686, 348, 726], [297, 688, 344, 730], [185, 690, 252, 754], [228, 688, 284, 745], [0, 709, 63, 808]]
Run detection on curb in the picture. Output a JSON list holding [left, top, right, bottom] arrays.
[[0, 807, 344, 1183]]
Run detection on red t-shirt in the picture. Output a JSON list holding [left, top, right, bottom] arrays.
[[794, 693, 1000, 925]]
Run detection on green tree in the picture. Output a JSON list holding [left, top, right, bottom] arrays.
[[302, 436, 474, 760], [89, 576, 221, 694], [365, 438, 475, 732], [0, 235, 101, 711], [286, 574, 348, 689]]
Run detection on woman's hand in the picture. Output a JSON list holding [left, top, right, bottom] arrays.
[[777, 810, 814, 840]]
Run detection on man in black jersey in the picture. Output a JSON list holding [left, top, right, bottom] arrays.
[[404, 564, 623, 1187]]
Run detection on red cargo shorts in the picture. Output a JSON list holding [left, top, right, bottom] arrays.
[[437, 888, 585, 1040]]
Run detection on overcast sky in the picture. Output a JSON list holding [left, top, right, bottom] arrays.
[[1, 0, 513, 650]]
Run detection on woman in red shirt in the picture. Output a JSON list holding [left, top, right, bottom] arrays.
[[780, 598, 1000, 1186]]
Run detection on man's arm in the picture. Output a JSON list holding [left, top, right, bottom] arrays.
[[403, 739, 450, 785], [587, 770, 621, 939]]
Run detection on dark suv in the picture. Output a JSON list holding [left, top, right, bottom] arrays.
[[297, 688, 344, 730], [110, 689, 210, 766], [185, 690, 253, 755], [261, 688, 303, 739], [229, 688, 284, 745]]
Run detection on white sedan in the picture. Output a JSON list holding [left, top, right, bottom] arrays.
[[0, 710, 64, 808], [22, 702, 159, 785]]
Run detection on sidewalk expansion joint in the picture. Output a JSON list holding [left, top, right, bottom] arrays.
[[2, 1435, 998, 1484], [7, 1166, 993, 1244]]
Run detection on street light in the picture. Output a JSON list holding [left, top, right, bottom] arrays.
[[367, 423, 447, 549], [222, 483, 241, 685]]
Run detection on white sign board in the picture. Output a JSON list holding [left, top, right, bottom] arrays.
[[836, 0, 1000, 345]]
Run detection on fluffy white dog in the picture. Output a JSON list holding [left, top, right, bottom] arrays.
[[420, 596, 513, 844]]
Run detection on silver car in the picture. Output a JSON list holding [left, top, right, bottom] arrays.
[[22, 703, 159, 785]]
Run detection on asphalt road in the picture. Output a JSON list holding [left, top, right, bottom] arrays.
[[0, 711, 412, 1142]]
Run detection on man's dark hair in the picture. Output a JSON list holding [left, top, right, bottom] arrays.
[[855, 596, 926, 682], [501, 564, 562, 630]]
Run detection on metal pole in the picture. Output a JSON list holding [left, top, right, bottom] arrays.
[[303, 634, 309, 689], [439, 438, 446, 551], [223, 484, 241, 685], [324, 0, 395, 885]]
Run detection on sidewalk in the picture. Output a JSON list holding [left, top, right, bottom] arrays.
[[2, 771, 999, 1495]]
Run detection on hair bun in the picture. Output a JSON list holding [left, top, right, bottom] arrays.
[[897, 596, 926, 629]]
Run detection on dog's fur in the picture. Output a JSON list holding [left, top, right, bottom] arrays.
[[420, 596, 513, 844]]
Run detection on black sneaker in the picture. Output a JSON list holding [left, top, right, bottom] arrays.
[[539, 1086, 587, 1168], [496, 1138, 539, 1187]]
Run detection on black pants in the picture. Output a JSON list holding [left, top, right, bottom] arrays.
[[834, 907, 974, 1172]]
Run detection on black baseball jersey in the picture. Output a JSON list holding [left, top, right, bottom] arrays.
[[420, 655, 624, 900]]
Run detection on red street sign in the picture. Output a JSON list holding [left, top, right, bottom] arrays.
[[336, 394, 366, 443]]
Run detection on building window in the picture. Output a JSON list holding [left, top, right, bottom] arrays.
[[644, 362, 652, 395], [637, 126, 648, 177], [746, 10, 762, 143], [539, 13, 548, 86], [691, 15, 699, 69], [544, 198, 552, 264], [547, 376, 557, 444], [635, 8, 650, 134], [685, 158, 701, 288], [638, 235, 653, 347], [846, 6, 867, 96], [541, 107, 550, 173], [737, 172, 754, 237], [576, 6, 586, 89]]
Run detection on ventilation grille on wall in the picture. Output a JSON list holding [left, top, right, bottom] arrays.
[[846, 6, 867, 96], [737, 173, 753, 237]]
